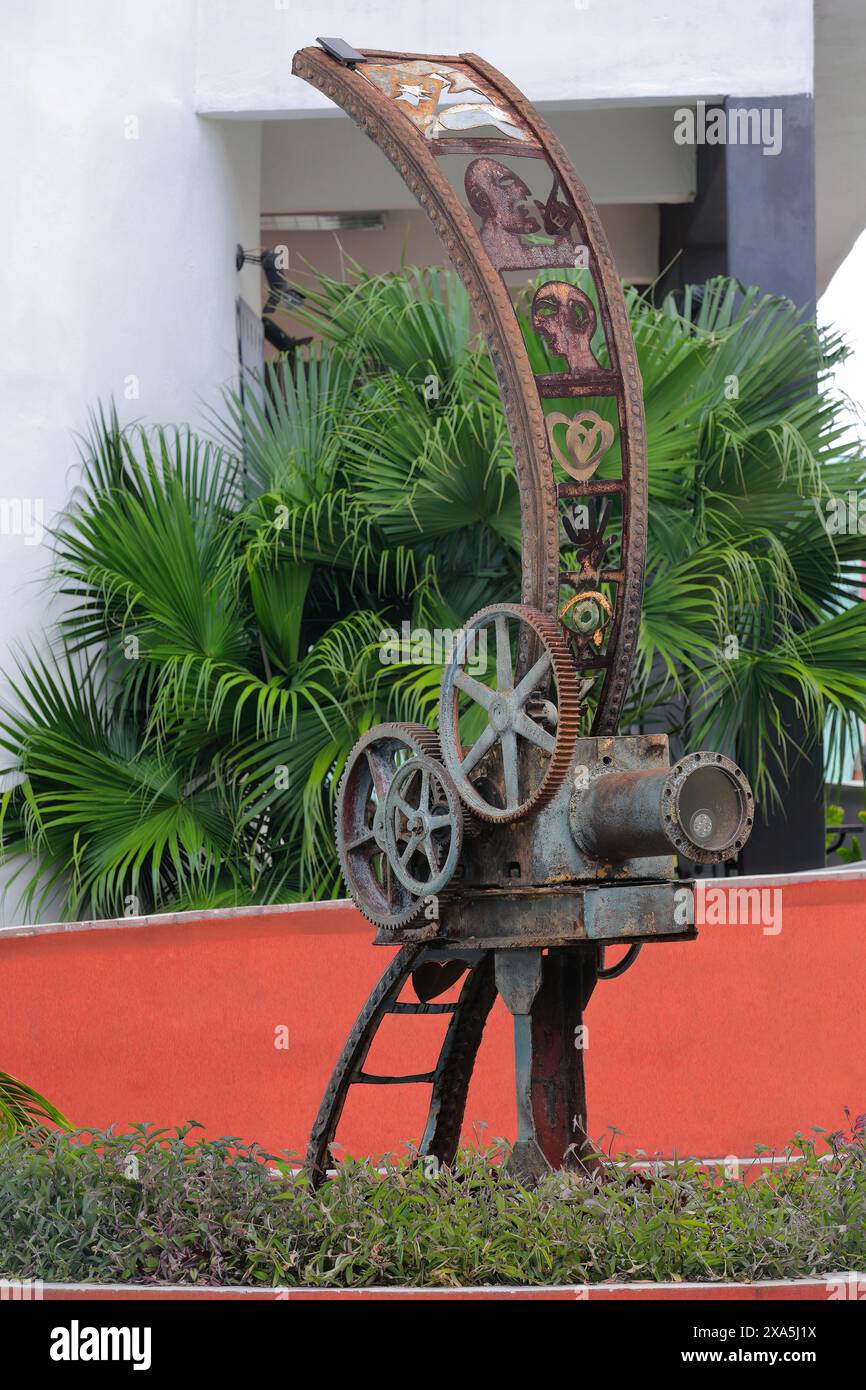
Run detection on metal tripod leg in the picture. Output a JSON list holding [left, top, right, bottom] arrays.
[[495, 944, 597, 1181], [304, 942, 424, 1186], [418, 950, 497, 1166], [304, 943, 496, 1186]]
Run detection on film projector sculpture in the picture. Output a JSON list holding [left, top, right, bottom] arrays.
[[294, 39, 755, 1184]]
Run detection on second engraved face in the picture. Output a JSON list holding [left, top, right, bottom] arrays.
[[532, 282, 602, 375]]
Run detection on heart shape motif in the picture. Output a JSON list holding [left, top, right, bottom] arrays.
[[412, 960, 468, 1003], [545, 410, 614, 482]]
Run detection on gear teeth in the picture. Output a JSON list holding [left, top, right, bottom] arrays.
[[439, 603, 581, 825], [335, 722, 447, 932]]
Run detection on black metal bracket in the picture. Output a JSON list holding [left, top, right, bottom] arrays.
[[316, 37, 365, 68]]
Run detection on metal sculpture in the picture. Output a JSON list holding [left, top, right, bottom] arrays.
[[293, 39, 755, 1184]]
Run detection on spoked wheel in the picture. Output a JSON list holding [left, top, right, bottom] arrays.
[[335, 723, 440, 932], [304, 945, 497, 1188], [439, 603, 581, 823], [384, 755, 464, 898]]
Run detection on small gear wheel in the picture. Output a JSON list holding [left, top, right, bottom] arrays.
[[438, 603, 581, 823], [384, 754, 464, 897], [335, 722, 440, 931]]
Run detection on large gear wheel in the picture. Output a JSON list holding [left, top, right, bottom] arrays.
[[438, 603, 581, 823], [335, 722, 441, 931], [384, 754, 464, 897]]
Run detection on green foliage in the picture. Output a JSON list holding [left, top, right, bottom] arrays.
[[826, 803, 866, 862], [1, 266, 864, 918], [0, 1122, 864, 1288]]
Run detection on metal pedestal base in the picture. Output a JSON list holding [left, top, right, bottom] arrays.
[[305, 939, 597, 1187]]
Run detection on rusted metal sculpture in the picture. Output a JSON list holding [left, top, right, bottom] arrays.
[[293, 39, 755, 1184]]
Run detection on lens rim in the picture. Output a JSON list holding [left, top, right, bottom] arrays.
[[662, 752, 754, 864]]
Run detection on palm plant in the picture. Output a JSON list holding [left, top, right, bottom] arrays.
[[1, 265, 864, 921], [0, 1072, 70, 1137]]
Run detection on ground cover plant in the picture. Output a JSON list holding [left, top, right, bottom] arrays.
[[1, 1119, 863, 1288]]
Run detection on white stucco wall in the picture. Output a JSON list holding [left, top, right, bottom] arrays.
[[0, 1, 260, 922], [196, 0, 814, 115], [0, 0, 260, 660]]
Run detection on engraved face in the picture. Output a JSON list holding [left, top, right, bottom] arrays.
[[465, 158, 538, 235], [531, 282, 601, 375]]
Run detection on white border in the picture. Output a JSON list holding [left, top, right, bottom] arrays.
[[32, 1273, 866, 1298]]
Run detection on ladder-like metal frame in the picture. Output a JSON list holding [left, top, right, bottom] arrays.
[[305, 947, 497, 1184]]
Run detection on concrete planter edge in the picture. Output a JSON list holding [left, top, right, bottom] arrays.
[[21, 1273, 865, 1301]]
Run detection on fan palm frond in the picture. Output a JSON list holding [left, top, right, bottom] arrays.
[[0, 1073, 72, 1138], [3, 268, 865, 918]]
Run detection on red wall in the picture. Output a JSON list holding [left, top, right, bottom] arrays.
[[3, 875, 865, 1161]]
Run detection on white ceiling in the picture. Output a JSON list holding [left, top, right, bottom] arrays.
[[261, 105, 696, 214]]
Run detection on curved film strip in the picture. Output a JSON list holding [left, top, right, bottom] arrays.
[[292, 43, 647, 733]]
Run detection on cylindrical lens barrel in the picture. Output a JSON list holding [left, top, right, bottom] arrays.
[[571, 752, 754, 865]]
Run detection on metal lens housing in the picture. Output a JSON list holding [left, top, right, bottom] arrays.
[[665, 754, 753, 862], [571, 751, 754, 866]]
